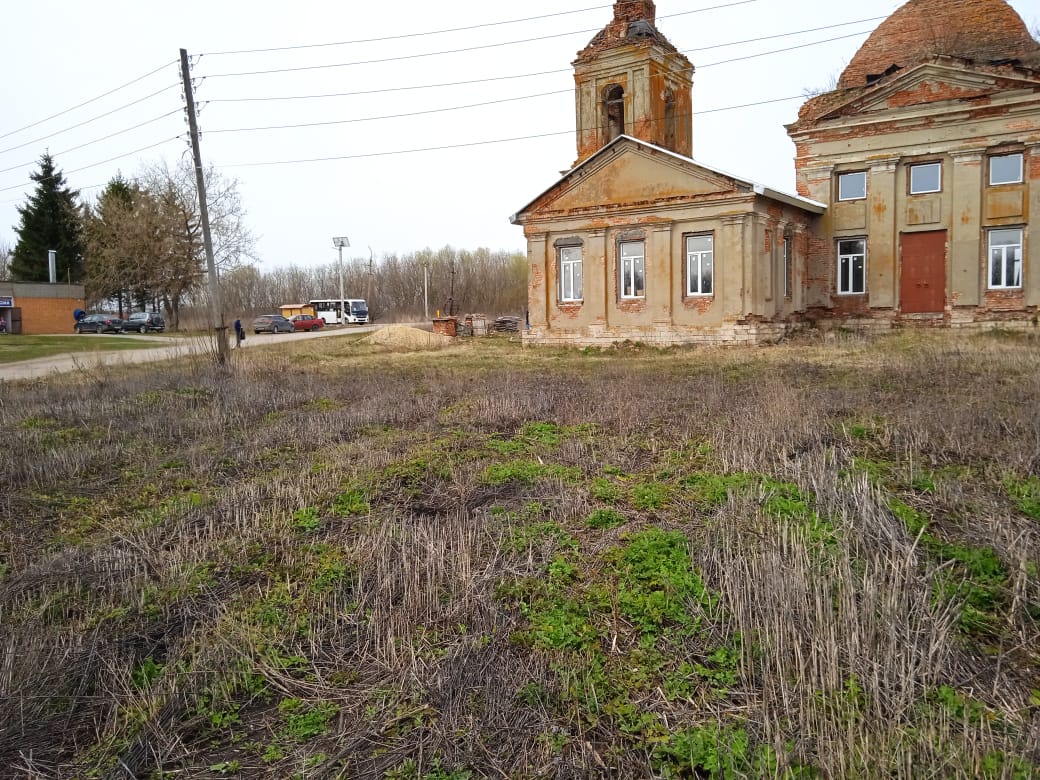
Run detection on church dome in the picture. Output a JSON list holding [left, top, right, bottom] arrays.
[[838, 0, 1040, 88]]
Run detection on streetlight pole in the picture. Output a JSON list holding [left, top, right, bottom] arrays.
[[333, 236, 350, 325]]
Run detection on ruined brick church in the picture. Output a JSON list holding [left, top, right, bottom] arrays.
[[512, 0, 1040, 345]]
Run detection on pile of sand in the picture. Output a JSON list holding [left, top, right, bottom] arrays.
[[361, 325, 455, 349]]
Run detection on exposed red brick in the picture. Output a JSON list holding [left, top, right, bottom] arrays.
[[886, 81, 990, 108], [574, 1, 683, 63], [682, 296, 714, 314], [838, 0, 1040, 89]]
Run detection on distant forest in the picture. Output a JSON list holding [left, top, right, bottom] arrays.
[[191, 246, 526, 327]]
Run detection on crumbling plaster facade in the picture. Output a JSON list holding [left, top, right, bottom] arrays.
[[513, 0, 1040, 346], [790, 57, 1040, 328], [515, 138, 821, 346]]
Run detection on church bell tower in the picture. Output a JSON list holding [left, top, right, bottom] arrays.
[[572, 0, 694, 165]]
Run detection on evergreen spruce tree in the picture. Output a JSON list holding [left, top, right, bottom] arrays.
[[10, 152, 85, 283]]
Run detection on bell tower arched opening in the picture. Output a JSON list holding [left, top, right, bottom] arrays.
[[604, 85, 626, 142], [572, 1, 694, 165]]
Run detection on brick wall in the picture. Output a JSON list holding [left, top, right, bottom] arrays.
[[837, 0, 1040, 89], [16, 296, 84, 334]]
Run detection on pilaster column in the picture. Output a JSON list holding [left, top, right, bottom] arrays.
[[867, 157, 898, 309], [527, 233, 549, 330], [950, 150, 984, 307], [648, 223, 673, 323], [720, 214, 748, 317], [1028, 145, 1040, 307]]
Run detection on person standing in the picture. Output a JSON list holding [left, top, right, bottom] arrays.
[[233, 318, 244, 347], [0, 314, 6, 334]]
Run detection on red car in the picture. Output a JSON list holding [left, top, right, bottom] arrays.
[[290, 314, 325, 332]]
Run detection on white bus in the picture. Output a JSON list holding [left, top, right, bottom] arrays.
[[309, 298, 369, 325]]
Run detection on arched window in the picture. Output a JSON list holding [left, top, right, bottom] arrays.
[[604, 85, 625, 142], [663, 88, 676, 150]]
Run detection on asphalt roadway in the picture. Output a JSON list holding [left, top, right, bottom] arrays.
[[0, 323, 389, 382]]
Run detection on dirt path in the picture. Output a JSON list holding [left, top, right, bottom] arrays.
[[0, 324, 389, 382]]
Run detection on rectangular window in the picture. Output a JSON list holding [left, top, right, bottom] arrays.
[[783, 237, 792, 299], [620, 241, 645, 299], [685, 234, 713, 296], [988, 228, 1023, 289], [558, 245, 583, 302], [909, 162, 942, 194], [838, 171, 867, 201], [990, 153, 1024, 185], [837, 239, 866, 294]]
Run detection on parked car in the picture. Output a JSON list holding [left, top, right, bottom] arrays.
[[290, 313, 325, 332], [74, 313, 124, 333], [251, 314, 294, 334], [122, 311, 165, 333]]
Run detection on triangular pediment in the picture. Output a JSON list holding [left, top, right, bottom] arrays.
[[820, 60, 1040, 119], [515, 138, 745, 220]]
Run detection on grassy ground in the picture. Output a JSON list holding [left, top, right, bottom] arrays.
[[0, 334, 167, 364], [1, 330, 1038, 778]]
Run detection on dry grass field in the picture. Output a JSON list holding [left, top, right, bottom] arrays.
[[1, 330, 1038, 779]]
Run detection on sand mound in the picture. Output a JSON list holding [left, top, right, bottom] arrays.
[[362, 325, 455, 349]]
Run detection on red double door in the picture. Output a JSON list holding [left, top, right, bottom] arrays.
[[900, 230, 947, 314]]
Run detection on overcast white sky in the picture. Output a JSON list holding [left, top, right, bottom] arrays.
[[1, 0, 1036, 270]]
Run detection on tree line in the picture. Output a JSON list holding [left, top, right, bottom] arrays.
[[4, 153, 527, 327]]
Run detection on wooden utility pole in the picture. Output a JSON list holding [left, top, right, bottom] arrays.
[[179, 48, 229, 366]]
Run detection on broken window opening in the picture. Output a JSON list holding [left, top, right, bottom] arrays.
[[604, 85, 625, 142], [664, 88, 676, 150]]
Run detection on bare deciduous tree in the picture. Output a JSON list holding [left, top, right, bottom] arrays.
[[0, 239, 11, 281], [136, 159, 257, 329]]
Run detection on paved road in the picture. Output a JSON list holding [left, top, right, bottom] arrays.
[[0, 323, 389, 382]]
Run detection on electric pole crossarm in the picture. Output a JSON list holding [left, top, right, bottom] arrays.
[[180, 48, 229, 366]]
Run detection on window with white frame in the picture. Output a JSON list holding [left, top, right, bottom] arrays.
[[989, 153, 1024, 185], [838, 239, 866, 294], [988, 228, 1023, 289], [685, 234, 713, 296], [909, 162, 942, 194], [783, 236, 792, 299], [558, 245, 583, 302], [838, 171, 867, 201], [619, 240, 645, 299]]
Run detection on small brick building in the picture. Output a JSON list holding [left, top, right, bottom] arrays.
[[513, 0, 1040, 345], [0, 283, 86, 335]]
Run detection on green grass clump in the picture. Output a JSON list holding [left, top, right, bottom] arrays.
[[1004, 474, 1040, 521], [333, 487, 369, 516], [591, 476, 622, 503], [610, 528, 714, 637], [482, 460, 580, 486], [587, 508, 626, 529], [631, 481, 671, 511]]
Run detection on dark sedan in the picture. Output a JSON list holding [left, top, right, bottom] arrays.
[[74, 314, 124, 333], [251, 314, 294, 334]]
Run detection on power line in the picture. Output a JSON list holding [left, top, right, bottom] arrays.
[[0, 109, 184, 176], [203, 16, 881, 106], [0, 85, 181, 158], [203, 25, 872, 136], [202, 2, 615, 56], [0, 137, 185, 194], [206, 89, 571, 135], [0, 60, 178, 143], [200, 0, 756, 57], [200, 14, 881, 81], [698, 29, 870, 68], [208, 69, 571, 104], [220, 93, 807, 170]]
